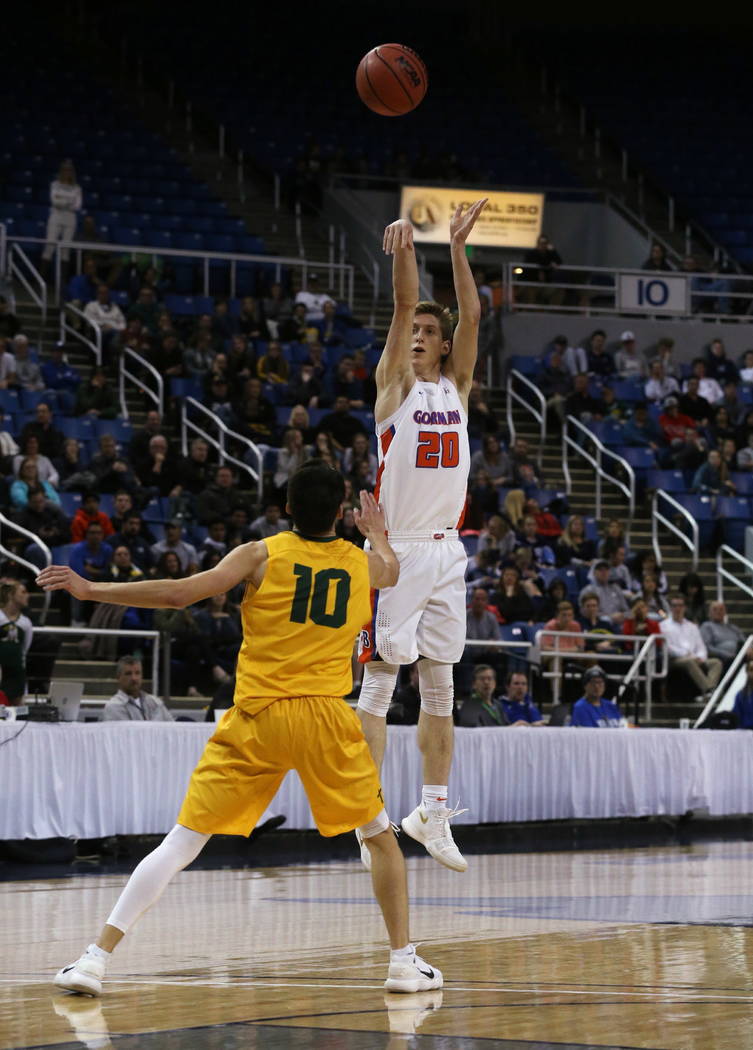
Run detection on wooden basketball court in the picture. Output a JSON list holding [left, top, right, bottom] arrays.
[[2, 843, 753, 1049]]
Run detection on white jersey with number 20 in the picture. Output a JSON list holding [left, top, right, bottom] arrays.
[[374, 377, 470, 533]]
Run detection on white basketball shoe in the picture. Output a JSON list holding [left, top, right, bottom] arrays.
[[385, 947, 443, 993], [401, 802, 468, 872], [54, 944, 108, 996]]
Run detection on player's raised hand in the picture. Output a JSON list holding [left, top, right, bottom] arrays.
[[354, 490, 386, 538], [383, 218, 414, 254], [36, 565, 90, 599], [449, 198, 487, 244]]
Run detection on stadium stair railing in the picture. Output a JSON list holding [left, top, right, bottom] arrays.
[[506, 368, 547, 470], [60, 302, 102, 365], [694, 633, 753, 730], [0, 513, 52, 624], [562, 415, 635, 539], [651, 490, 699, 572], [120, 347, 164, 418], [180, 396, 262, 508]]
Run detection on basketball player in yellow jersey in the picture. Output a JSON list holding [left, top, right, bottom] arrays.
[[38, 462, 442, 996]]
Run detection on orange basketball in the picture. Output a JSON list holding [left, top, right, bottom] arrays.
[[355, 44, 428, 117]]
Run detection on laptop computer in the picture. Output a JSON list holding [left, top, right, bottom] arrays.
[[48, 681, 84, 722]]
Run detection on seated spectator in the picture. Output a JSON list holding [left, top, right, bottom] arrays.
[[257, 340, 290, 385], [555, 514, 596, 568], [103, 655, 173, 721], [205, 373, 235, 426], [629, 551, 668, 594], [211, 299, 238, 344], [83, 285, 126, 358], [0, 580, 33, 703], [511, 547, 543, 595], [316, 395, 368, 452], [109, 544, 145, 582], [540, 601, 585, 674], [295, 273, 335, 322], [0, 295, 20, 339], [523, 497, 562, 541], [678, 572, 707, 624], [536, 577, 569, 622], [642, 242, 671, 271], [470, 433, 511, 488], [494, 565, 536, 624], [183, 331, 216, 378], [600, 385, 628, 421], [477, 514, 516, 562], [111, 512, 154, 572], [638, 573, 669, 621], [692, 449, 736, 495], [0, 338, 18, 390], [150, 333, 185, 381], [12, 334, 43, 391], [622, 596, 662, 643], [110, 492, 141, 536], [514, 514, 555, 570], [521, 234, 563, 306], [644, 360, 679, 403], [509, 436, 541, 487], [261, 284, 294, 340], [736, 432, 753, 472], [464, 586, 503, 667], [40, 343, 81, 415], [233, 377, 276, 442], [68, 520, 113, 624], [288, 363, 323, 409], [465, 548, 502, 598], [622, 402, 662, 452], [678, 377, 713, 426], [175, 438, 213, 502], [614, 331, 646, 379], [199, 519, 228, 558], [11, 457, 60, 509], [706, 338, 739, 386], [571, 667, 623, 727], [20, 402, 65, 460], [710, 406, 738, 449], [71, 491, 114, 544], [578, 592, 621, 654], [311, 430, 341, 469], [597, 516, 629, 559], [457, 664, 506, 727], [151, 521, 199, 576], [12, 434, 59, 486], [154, 549, 187, 581], [278, 302, 309, 343], [658, 396, 696, 451], [75, 367, 118, 418], [127, 287, 161, 339], [89, 433, 138, 495], [335, 505, 365, 549], [565, 372, 604, 423], [314, 300, 348, 346], [733, 659, 753, 729], [673, 426, 707, 476], [585, 329, 614, 379], [14, 486, 70, 553], [467, 382, 499, 439], [562, 340, 587, 377], [236, 295, 263, 340], [331, 355, 365, 408], [660, 594, 722, 700], [194, 593, 241, 679], [66, 257, 99, 306], [740, 350, 753, 385], [273, 428, 310, 500], [284, 404, 315, 444], [225, 334, 256, 387], [196, 465, 247, 524], [579, 560, 629, 625], [342, 432, 377, 488], [250, 502, 289, 538], [0, 414, 19, 467], [586, 545, 634, 595], [136, 434, 180, 498], [499, 670, 544, 726], [55, 437, 93, 492], [685, 358, 723, 405], [700, 601, 745, 671]]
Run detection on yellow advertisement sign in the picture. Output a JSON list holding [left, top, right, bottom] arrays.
[[400, 185, 544, 248]]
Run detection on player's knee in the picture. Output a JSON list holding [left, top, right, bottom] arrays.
[[357, 808, 390, 840], [418, 658, 454, 717], [357, 662, 399, 718]]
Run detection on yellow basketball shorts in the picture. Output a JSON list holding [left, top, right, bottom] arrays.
[[178, 696, 385, 838]]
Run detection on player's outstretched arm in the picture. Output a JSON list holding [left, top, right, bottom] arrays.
[[375, 218, 418, 406], [354, 490, 399, 589], [36, 542, 268, 609], [447, 198, 487, 396]]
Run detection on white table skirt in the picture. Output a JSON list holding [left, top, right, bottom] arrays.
[[2, 722, 752, 840]]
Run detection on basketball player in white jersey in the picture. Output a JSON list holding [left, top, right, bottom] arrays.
[[357, 198, 487, 873]]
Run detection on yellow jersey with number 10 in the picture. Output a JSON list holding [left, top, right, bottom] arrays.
[[233, 531, 371, 716]]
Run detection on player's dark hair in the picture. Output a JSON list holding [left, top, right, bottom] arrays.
[[287, 460, 345, 535], [415, 300, 454, 345]]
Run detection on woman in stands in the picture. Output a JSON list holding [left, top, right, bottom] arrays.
[[12, 434, 59, 487], [678, 572, 708, 625], [494, 565, 536, 625], [311, 430, 340, 469], [41, 159, 82, 278], [638, 573, 669, 620], [10, 457, 61, 509], [342, 432, 377, 488], [273, 427, 310, 502], [629, 551, 668, 594], [692, 449, 736, 496], [555, 514, 596, 568], [469, 433, 511, 489], [709, 406, 737, 449], [476, 514, 516, 562], [597, 517, 630, 559], [257, 341, 290, 385]]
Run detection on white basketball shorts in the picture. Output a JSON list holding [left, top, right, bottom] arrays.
[[358, 532, 467, 666]]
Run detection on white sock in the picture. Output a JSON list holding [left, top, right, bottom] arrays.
[[390, 943, 415, 962], [86, 943, 110, 959], [422, 785, 448, 811]]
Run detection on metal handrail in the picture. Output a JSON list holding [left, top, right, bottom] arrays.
[[119, 347, 164, 418], [0, 234, 357, 309], [9, 243, 47, 324], [651, 489, 699, 572], [32, 626, 162, 702], [181, 396, 263, 505], [0, 222, 6, 275], [0, 513, 52, 624], [506, 368, 547, 470], [614, 632, 661, 724], [716, 544, 753, 604], [562, 415, 635, 536], [60, 302, 102, 365], [503, 260, 752, 320]]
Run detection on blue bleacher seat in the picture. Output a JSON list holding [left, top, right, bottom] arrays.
[[646, 470, 687, 493], [19, 390, 52, 413], [617, 446, 656, 477], [92, 419, 133, 444], [57, 417, 94, 441], [675, 494, 716, 548], [58, 493, 82, 517], [509, 355, 540, 378], [164, 294, 214, 316], [98, 494, 115, 518], [730, 472, 753, 495], [50, 544, 74, 566], [717, 496, 752, 551], [0, 390, 20, 414], [601, 420, 626, 447], [170, 377, 204, 400]]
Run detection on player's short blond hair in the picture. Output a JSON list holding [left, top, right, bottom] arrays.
[[415, 300, 454, 344]]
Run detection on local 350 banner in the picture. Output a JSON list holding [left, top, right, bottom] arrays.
[[400, 186, 544, 248]]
